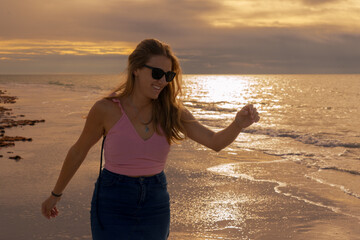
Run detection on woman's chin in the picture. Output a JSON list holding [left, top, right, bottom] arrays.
[[151, 95, 160, 100], [149, 91, 161, 100]]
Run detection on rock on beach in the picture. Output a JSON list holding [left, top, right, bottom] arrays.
[[0, 89, 45, 160]]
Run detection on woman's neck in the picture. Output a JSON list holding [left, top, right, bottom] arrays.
[[127, 93, 152, 110]]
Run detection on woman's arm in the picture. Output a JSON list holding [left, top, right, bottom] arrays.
[[182, 104, 259, 152], [41, 100, 107, 219]]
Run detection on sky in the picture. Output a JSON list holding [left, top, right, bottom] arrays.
[[0, 0, 360, 74]]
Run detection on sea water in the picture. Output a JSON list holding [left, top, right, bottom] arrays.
[[1, 73, 359, 220]]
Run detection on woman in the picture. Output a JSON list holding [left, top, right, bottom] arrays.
[[41, 38, 260, 239]]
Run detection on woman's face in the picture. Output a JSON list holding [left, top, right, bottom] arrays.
[[133, 55, 172, 100]]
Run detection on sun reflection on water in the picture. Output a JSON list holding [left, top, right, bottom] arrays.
[[184, 189, 253, 233], [183, 75, 252, 109]]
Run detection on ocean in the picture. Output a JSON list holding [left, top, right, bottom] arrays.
[[1, 74, 359, 238], [2, 74, 358, 165]]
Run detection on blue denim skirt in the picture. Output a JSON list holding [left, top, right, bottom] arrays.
[[90, 168, 170, 240]]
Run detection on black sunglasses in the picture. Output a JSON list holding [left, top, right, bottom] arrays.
[[144, 65, 176, 82]]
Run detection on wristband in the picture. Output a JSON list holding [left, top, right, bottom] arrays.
[[51, 191, 62, 197]]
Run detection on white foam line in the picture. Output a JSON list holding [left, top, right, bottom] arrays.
[[235, 159, 289, 164], [305, 173, 360, 199], [208, 163, 287, 190], [208, 163, 360, 221], [66, 111, 87, 117]]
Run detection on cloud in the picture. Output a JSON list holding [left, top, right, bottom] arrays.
[[0, 40, 136, 56], [176, 26, 360, 74], [301, 0, 341, 5], [0, 0, 359, 73], [1, 0, 359, 41], [0, 0, 219, 41]]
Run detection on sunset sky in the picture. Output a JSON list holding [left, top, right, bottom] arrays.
[[1, 0, 359, 74]]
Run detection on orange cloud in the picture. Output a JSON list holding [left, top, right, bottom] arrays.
[[202, 0, 360, 31], [0, 40, 136, 59]]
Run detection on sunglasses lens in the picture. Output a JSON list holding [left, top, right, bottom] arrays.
[[166, 72, 176, 82], [152, 68, 164, 80]]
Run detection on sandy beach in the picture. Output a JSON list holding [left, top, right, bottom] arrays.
[[0, 83, 359, 240]]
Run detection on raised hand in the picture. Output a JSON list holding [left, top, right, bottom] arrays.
[[235, 104, 260, 129]]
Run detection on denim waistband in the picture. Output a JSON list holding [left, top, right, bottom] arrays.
[[102, 168, 166, 184]]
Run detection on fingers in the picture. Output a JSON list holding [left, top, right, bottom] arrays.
[[240, 104, 253, 116], [50, 207, 59, 218], [43, 207, 58, 219], [41, 198, 59, 219], [237, 104, 260, 129], [254, 114, 260, 122], [246, 104, 259, 122], [252, 107, 259, 122]]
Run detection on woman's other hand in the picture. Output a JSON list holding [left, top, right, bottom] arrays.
[[41, 195, 61, 219]]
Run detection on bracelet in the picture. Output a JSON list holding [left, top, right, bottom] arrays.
[[51, 191, 63, 197]]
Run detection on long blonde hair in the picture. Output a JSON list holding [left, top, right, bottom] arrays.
[[106, 39, 186, 144]]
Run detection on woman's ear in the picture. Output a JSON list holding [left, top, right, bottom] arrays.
[[133, 68, 140, 78]]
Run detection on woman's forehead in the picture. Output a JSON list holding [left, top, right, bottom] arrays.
[[147, 55, 172, 70]]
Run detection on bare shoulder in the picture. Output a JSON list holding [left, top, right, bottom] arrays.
[[91, 98, 122, 134], [95, 98, 115, 107], [73, 99, 114, 150], [92, 98, 118, 114]]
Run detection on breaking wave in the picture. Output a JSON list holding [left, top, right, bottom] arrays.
[[243, 128, 360, 149]]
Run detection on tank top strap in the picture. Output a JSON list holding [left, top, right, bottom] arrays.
[[111, 98, 123, 111]]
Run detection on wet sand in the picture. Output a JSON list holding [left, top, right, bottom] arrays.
[[0, 83, 359, 239], [167, 141, 360, 240]]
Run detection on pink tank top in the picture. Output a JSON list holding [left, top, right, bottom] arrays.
[[103, 98, 170, 176]]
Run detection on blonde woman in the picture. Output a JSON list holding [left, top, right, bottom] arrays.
[[41, 39, 259, 239]]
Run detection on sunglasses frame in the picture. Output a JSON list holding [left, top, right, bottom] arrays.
[[144, 65, 176, 82]]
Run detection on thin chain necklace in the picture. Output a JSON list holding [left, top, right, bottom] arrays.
[[128, 98, 153, 133]]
